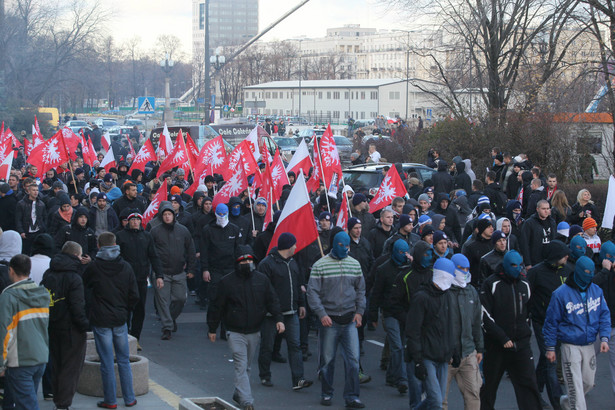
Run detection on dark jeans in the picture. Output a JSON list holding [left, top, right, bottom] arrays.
[[49, 327, 87, 408], [533, 321, 562, 410], [128, 280, 148, 340], [21, 232, 41, 256], [259, 314, 303, 385], [5, 364, 45, 410]]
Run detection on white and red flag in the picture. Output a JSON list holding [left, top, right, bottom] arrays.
[[81, 134, 97, 166], [212, 165, 248, 210], [319, 124, 343, 187], [270, 149, 290, 203], [245, 125, 269, 163], [185, 132, 200, 166], [61, 127, 81, 160], [0, 147, 13, 181], [142, 179, 168, 227], [267, 171, 319, 255], [126, 137, 137, 159], [369, 166, 407, 213], [156, 129, 190, 177], [195, 135, 227, 178], [102, 132, 111, 152], [222, 140, 257, 180], [157, 123, 174, 159], [286, 138, 312, 177], [306, 136, 322, 193], [100, 146, 116, 172], [129, 139, 157, 174], [336, 193, 349, 229]]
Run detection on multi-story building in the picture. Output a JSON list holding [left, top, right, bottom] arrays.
[[192, 0, 258, 57]]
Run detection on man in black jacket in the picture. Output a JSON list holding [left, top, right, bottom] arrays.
[[112, 182, 146, 216], [41, 241, 89, 410], [208, 248, 284, 410], [15, 181, 47, 254], [83, 232, 139, 408], [368, 207, 395, 259], [151, 203, 197, 340], [520, 199, 556, 269], [257, 233, 312, 391], [431, 160, 453, 194], [406, 257, 456, 409], [116, 211, 163, 342], [0, 183, 18, 232], [527, 240, 570, 410], [479, 250, 542, 409], [350, 194, 376, 238], [433, 193, 461, 245], [463, 218, 494, 289], [55, 206, 97, 261], [478, 230, 507, 282]]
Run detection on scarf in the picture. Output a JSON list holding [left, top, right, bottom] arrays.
[[59, 207, 73, 223]]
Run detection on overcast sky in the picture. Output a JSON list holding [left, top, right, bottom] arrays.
[[107, 0, 409, 56]]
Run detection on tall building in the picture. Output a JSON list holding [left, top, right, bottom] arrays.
[[192, 0, 259, 57]]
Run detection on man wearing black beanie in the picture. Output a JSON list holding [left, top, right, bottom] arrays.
[[463, 219, 494, 289]]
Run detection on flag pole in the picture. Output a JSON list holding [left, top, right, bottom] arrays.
[[316, 235, 325, 257], [181, 132, 196, 185], [315, 137, 331, 212], [246, 183, 256, 233]]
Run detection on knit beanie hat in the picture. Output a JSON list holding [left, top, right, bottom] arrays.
[[278, 233, 297, 251], [582, 217, 597, 231]]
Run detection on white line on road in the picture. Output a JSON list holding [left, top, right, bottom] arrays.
[[366, 339, 384, 347]]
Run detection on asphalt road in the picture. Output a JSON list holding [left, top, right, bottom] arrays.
[[138, 289, 614, 409]]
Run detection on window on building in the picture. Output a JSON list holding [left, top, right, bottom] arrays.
[[333, 91, 340, 99], [272, 92, 278, 99], [327, 92, 331, 99], [344, 111, 349, 118], [344, 91, 349, 99], [370, 112, 378, 117], [199, 4, 205, 29], [265, 92, 271, 98], [252, 92, 256, 98], [360, 92, 366, 100], [265, 109, 271, 115], [245, 92, 250, 99], [318, 92, 323, 99], [360, 112, 365, 119], [333, 111, 340, 118], [389, 91, 400, 100], [389, 112, 400, 117], [371, 91, 378, 99]]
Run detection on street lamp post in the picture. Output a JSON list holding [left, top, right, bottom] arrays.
[[203, 0, 211, 123], [298, 40, 303, 119], [159, 53, 175, 125], [393, 29, 412, 122], [210, 47, 226, 117]]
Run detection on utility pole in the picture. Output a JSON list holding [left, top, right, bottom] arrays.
[[0, 0, 6, 114], [298, 40, 302, 119], [203, 0, 211, 123]]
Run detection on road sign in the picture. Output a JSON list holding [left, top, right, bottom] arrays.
[[138, 97, 155, 114], [426, 108, 432, 121], [223, 105, 229, 112]]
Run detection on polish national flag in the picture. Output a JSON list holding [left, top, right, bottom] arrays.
[[245, 125, 268, 163], [157, 123, 174, 159], [270, 149, 290, 203], [336, 192, 349, 229], [142, 179, 168, 227], [81, 134, 97, 166], [100, 146, 116, 172], [267, 171, 319, 255], [285, 138, 312, 177], [102, 132, 111, 152]]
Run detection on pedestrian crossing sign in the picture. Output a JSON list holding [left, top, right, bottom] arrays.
[[138, 97, 155, 114]]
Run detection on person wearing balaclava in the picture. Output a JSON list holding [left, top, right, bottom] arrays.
[[592, 240, 615, 398], [200, 203, 242, 340], [480, 250, 543, 410], [445, 254, 483, 410], [406, 257, 455, 409], [527, 240, 571, 409], [567, 235, 587, 273], [150, 202, 197, 340], [369, 239, 411, 395], [543, 255, 611, 410], [207, 247, 284, 410], [307, 231, 366, 408], [228, 196, 249, 244]]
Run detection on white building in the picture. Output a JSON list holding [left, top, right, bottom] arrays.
[[243, 79, 443, 123]]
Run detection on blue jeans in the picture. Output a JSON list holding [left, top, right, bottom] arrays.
[[383, 316, 407, 386], [417, 360, 447, 410], [259, 314, 304, 385], [5, 363, 45, 410], [406, 361, 425, 409], [318, 320, 360, 402], [92, 325, 135, 405]]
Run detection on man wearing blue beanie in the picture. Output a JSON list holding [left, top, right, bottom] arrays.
[[543, 256, 611, 410]]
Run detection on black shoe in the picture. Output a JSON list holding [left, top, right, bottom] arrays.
[[44, 393, 54, 401], [272, 353, 287, 363], [161, 330, 171, 340], [359, 371, 371, 384], [397, 382, 408, 394], [261, 378, 273, 387], [172, 320, 178, 332], [293, 378, 313, 390], [345, 399, 365, 408], [379, 360, 389, 370], [320, 396, 332, 406]]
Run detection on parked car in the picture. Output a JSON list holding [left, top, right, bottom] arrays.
[[343, 163, 436, 196], [273, 137, 299, 158], [294, 128, 325, 145], [306, 135, 353, 166], [124, 118, 144, 127], [64, 120, 91, 134], [94, 118, 119, 131]]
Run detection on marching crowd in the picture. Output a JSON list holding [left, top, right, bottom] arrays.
[[0, 126, 613, 410]]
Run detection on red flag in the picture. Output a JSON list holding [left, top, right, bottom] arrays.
[[102, 132, 111, 152], [336, 193, 349, 229], [157, 123, 174, 159], [126, 137, 137, 159], [369, 166, 407, 213], [33, 116, 43, 141], [267, 171, 319, 255], [24, 138, 32, 157], [0, 149, 12, 181], [60, 127, 81, 160], [81, 134, 97, 166], [1, 127, 19, 158], [270, 149, 290, 203], [245, 125, 269, 163], [212, 165, 248, 210], [100, 146, 116, 172], [27, 132, 69, 178], [142, 179, 168, 227], [129, 139, 157, 174], [319, 124, 343, 188], [194, 135, 227, 178], [185, 132, 200, 165], [222, 140, 257, 180], [286, 138, 312, 176], [306, 136, 322, 193], [156, 129, 190, 178]]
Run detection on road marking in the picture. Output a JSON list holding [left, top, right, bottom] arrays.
[[149, 379, 181, 408], [366, 339, 385, 347]]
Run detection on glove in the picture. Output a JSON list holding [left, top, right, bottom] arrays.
[[452, 355, 461, 368], [415, 362, 427, 381]]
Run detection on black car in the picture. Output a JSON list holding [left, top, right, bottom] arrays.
[[342, 163, 436, 196]]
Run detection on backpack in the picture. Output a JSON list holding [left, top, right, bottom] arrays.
[[492, 190, 508, 217]]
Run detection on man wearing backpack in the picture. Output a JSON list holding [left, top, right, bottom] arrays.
[[484, 171, 508, 217]]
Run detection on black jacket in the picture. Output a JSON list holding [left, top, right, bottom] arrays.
[[520, 213, 556, 266], [527, 252, 571, 326], [478, 248, 506, 286], [350, 208, 377, 238], [593, 266, 615, 326], [151, 204, 197, 276], [453, 162, 472, 194], [112, 194, 146, 216], [257, 248, 305, 314], [349, 236, 374, 279], [480, 271, 532, 346], [0, 191, 18, 231], [406, 284, 454, 363], [370, 258, 411, 321], [116, 226, 163, 281], [200, 219, 242, 275], [434, 200, 461, 243], [15, 197, 47, 234], [368, 223, 394, 259], [463, 235, 493, 289], [41, 253, 89, 332], [526, 188, 547, 217], [83, 247, 140, 328], [207, 268, 282, 334], [253, 224, 275, 263], [431, 166, 454, 195]]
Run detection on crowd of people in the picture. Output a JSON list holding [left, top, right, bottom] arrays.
[[0, 127, 613, 410]]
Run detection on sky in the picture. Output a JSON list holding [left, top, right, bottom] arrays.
[[106, 0, 409, 57]]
